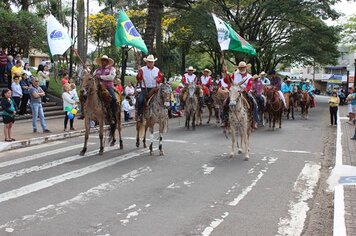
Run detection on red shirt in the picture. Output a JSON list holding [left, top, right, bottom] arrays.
[[116, 84, 123, 93], [61, 78, 69, 86]]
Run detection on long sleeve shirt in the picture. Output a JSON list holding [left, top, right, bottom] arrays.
[[302, 84, 314, 93], [11, 82, 22, 97], [122, 99, 134, 112], [281, 83, 293, 93]]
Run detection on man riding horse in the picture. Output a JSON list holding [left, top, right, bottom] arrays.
[[197, 68, 213, 105], [281, 78, 293, 110], [180, 66, 203, 107], [136, 54, 163, 122], [93, 55, 118, 123], [268, 70, 286, 108], [302, 79, 315, 107]]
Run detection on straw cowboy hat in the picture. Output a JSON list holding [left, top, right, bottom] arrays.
[[237, 61, 251, 69], [286, 78, 292, 82], [143, 54, 158, 62], [252, 74, 260, 79], [95, 55, 114, 66], [187, 66, 195, 72], [203, 68, 211, 75], [260, 71, 266, 76], [306, 79, 310, 83]]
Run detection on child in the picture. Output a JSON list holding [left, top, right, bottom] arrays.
[[1, 88, 16, 141], [62, 83, 76, 131], [328, 91, 339, 126], [122, 95, 134, 122]]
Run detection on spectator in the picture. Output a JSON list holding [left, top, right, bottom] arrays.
[[61, 72, 70, 86], [11, 60, 23, 81], [11, 75, 22, 110], [43, 65, 50, 90], [23, 63, 32, 77], [3, 71, 9, 89], [62, 83, 76, 131], [0, 48, 7, 83], [19, 73, 31, 115], [328, 91, 339, 126], [116, 78, 123, 94], [29, 77, 50, 133], [15, 54, 25, 68], [69, 83, 79, 102], [1, 88, 16, 141], [37, 64, 50, 103], [122, 95, 134, 122], [338, 89, 345, 106], [124, 81, 136, 105]]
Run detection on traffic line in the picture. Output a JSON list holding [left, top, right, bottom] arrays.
[[0, 141, 66, 157], [0, 166, 152, 232], [277, 162, 320, 236], [273, 149, 311, 154], [201, 212, 229, 236], [0, 144, 85, 169], [123, 137, 188, 144], [0, 148, 153, 204]]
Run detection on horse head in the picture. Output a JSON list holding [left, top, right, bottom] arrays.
[[80, 70, 95, 98], [187, 83, 196, 98], [158, 83, 172, 108], [229, 85, 243, 109]]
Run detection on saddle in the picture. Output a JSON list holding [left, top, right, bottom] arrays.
[[142, 87, 159, 113]]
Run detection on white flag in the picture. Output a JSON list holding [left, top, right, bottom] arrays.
[[47, 15, 72, 56]]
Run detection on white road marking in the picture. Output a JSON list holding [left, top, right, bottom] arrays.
[[167, 183, 180, 189], [0, 141, 65, 157], [273, 149, 311, 154], [201, 212, 229, 236], [0, 149, 153, 204], [0, 144, 86, 169], [202, 164, 215, 175], [123, 137, 188, 143], [0, 166, 152, 231], [0, 143, 98, 183], [277, 162, 320, 236]]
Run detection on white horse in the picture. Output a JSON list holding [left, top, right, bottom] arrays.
[[228, 85, 252, 160]]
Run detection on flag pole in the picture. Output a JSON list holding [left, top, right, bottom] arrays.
[[69, 0, 75, 79], [120, 46, 127, 87]]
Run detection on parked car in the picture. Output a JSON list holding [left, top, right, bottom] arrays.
[[125, 69, 138, 77]]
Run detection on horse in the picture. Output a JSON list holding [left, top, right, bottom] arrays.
[[135, 83, 172, 155], [264, 87, 283, 130], [195, 85, 204, 126], [300, 91, 310, 120], [285, 85, 299, 120], [79, 71, 123, 156], [211, 82, 229, 125], [185, 83, 198, 130], [228, 85, 252, 160]]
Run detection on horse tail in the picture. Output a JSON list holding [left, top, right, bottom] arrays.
[[107, 122, 116, 143], [139, 120, 146, 138]]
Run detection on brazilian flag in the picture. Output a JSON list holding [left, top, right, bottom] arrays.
[[115, 9, 148, 54]]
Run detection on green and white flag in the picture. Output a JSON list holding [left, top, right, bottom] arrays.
[[212, 14, 256, 55], [115, 9, 148, 54], [46, 14, 72, 56]]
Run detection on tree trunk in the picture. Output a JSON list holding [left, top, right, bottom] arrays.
[[181, 47, 186, 74], [155, 2, 164, 66], [85, 0, 89, 61], [20, 0, 30, 11], [144, 0, 161, 53], [77, 0, 86, 64]]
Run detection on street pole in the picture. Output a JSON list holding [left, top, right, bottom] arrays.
[[69, 0, 75, 79], [354, 59, 356, 90], [120, 46, 127, 87], [346, 70, 350, 97]]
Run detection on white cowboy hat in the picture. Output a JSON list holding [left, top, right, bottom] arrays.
[[187, 66, 195, 72], [286, 78, 292, 82], [95, 55, 114, 66], [252, 74, 260, 79], [178, 83, 183, 87], [306, 79, 310, 83], [237, 61, 251, 69], [203, 68, 211, 75], [143, 54, 158, 62], [260, 71, 266, 76]]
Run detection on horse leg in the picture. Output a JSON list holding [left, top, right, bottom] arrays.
[[242, 129, 249, 160], [149, 127, 154, 156], [159, 133, 164, 156], [80, 117, 90, 156], [269, 112, 272, 129], [230, 127, 236, 158], [136, 122, 140, 148], [279, 110, 282, 128], [143, 125, 148, 148], [98, 121, 104, 155], [117, 110, 123, 149], [207, 105, 211, 124]]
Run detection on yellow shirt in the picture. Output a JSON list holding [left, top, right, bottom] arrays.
[[11, 66, 23, 80], [329, 96, 339, 107]]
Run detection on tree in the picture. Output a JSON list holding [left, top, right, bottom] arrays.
[[341, 14, 356, 51]]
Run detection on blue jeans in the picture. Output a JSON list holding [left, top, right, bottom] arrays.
[[107, 87, 117, 115], [31, 102, 47, 130], [247, 93, 259, 123], [138, 88, 153, 116]]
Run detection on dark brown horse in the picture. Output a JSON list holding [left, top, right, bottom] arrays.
[[136, 83, 172, 155], [79, 71, 123, 156], [211, 82, 229, 125], [300, 91, 310, 120], [264, 87, 283, 130]]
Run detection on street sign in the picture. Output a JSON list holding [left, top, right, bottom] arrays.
[[339, 176, 356, 184]]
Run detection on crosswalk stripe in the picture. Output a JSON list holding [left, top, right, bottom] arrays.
[[0, 141, 66, 157], [0, 144, 87, 169], [0, 148, 152, 204]]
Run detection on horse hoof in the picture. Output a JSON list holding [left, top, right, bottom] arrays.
[[229, 154, 234, 158], [238, 149, 242, 154], [244, 157, 249, 161], [207, 121, 210, 124], [136, 142, 139, 148], [110, 141, 115, 147], [79, 151, 85, 156], [159, 151, 164, 156]]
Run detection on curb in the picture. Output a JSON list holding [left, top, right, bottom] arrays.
[[0, 121, 136, 152]]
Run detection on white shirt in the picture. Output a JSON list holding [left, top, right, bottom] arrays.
[[11, 82, 22, 97], [62, 92, 76, 111], [122, 99, 134, 112], [125, 86, 135, 96], [233, 72, 252, 89], [141, 66, 160, 88]]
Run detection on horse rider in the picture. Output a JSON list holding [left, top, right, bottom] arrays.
[[302, 79, 315, 107], [260, 71, 270, 86], [268, 70, 287, 108], [298, 78, 305, 91], [281, 78, 293, 109], [251, 74, 265, 108], [198, 68, 213, 96], [223, 61, 259, 129], [181, 66, 203, 105], [93, 55, 117, 122], [136, 54, 163, 122]]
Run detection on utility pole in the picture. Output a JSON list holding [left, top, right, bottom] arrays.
[[69, 0, 75, 79]]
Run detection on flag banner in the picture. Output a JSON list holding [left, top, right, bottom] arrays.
[[115, 9, 148, 54], [46, 15, 72, 56], [212, 14, 256, 55]]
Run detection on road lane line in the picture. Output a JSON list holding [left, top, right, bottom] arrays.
[[0, 148, 153, 204], [0, 144, 85, 169], [123, 137, 188, 144], [201, 212, 229, 236], [0, 141, 66, 157], [277, 162, 320, 236], [273, 149, 311, 154], [0, 166, 152, 232]]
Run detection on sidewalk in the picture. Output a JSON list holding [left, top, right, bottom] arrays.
[[0, 114, 135, 152], [331, 105, 356, 236]]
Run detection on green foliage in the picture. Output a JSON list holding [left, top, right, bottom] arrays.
[[341, 14, 356, 51], [0, 10, 46, 53]]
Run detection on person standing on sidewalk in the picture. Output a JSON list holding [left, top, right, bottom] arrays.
[[1, 88, 16, 141], [29, 77, 50, 133], [37, 64, 50, 103], [346, 87, 355, 124], [19, 73, 31, 115], [328, 91, 339, 126], [0, 48, 7, 83]]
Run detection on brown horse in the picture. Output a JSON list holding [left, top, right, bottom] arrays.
[[228, 85, 252, 160], [185, 83, 198, 130], [79, 71, 123, 156], [300, 91, 310, 119], [136, 83, 172, 155], [211, 82, 229, 125], [285, 85, 299, 120], [265, 87, 283, 130]]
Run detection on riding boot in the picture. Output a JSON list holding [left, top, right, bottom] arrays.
[[199, 96, 204, 107], [221, 97, 230, 128]]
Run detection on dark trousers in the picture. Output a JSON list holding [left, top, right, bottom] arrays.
[[0, 65, 5, 82], [124, 110, 130, 122], [64, 112, 74, 129], [107, 87, 117, 119], [330, 106, 338, 125], [40, 85, 48, 103], [12, 96, 21, 110], [19, 93, 30, 115]]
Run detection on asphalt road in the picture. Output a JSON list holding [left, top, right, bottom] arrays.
[[0, 96, 332, 236]]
